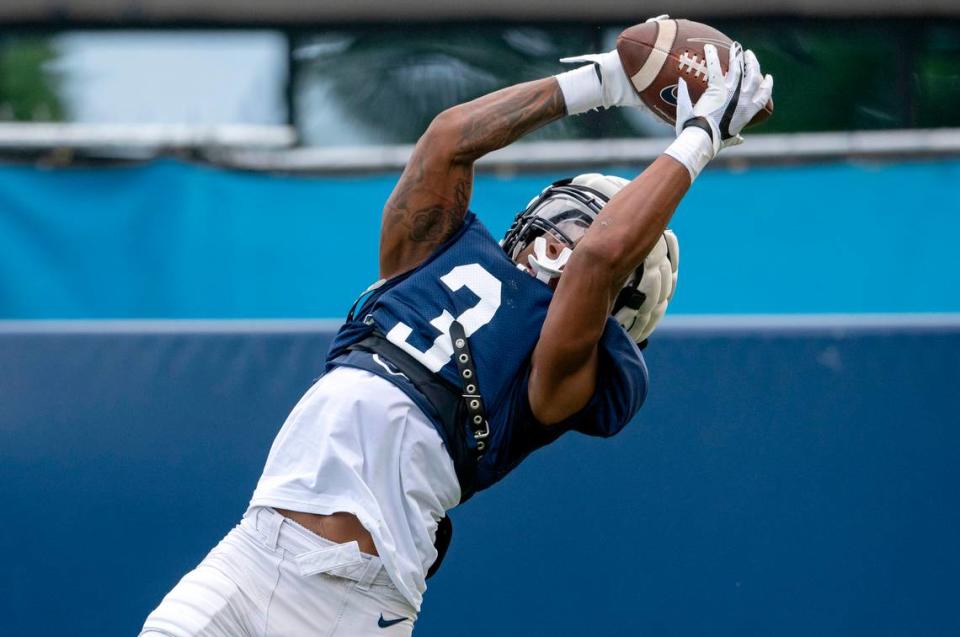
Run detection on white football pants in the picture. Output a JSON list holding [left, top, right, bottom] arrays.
[[140, 507, 417, 637]]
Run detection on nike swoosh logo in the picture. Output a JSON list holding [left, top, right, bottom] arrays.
[[378, 614, 407, 628], [372, 354, 410, 381]]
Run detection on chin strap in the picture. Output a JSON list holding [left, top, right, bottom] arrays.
[[525, 236, 572, 284]]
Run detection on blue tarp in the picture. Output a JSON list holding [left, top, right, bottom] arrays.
[[1, 158, 958, 318]]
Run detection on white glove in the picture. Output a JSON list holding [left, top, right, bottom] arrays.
[[675, 43, 774, 151], [665, 43, 774, 180], [555, 14, 673, 114], [724, 49, 774, 142], [554, 14, 672, 114], [556, 49, 643, 112], [614, 229, 680, 344]]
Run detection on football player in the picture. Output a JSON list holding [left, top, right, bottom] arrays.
[[141, 36, 771, 637]]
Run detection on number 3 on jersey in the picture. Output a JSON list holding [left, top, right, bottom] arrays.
[[386, 263, 502, 372]]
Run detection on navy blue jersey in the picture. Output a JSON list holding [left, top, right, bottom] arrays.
[[327, 212, 648, 492]]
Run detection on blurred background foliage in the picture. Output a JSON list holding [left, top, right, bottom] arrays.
[[716, 21, 911, 132], [914, 25, 960, 127], [0, 20, 958, 143], [0, 36, 63, 122], [295, 20, 960, 143], [292, 26, 632, 145]]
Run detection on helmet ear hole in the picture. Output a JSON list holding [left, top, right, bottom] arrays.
[[614, 229, 680, 344]]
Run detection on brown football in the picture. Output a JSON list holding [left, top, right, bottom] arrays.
[[616, 18, 774, 128]]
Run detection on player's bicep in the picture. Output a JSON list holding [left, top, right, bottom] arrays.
[[528, 346, 599, 426], [379, 129, 474, 279]]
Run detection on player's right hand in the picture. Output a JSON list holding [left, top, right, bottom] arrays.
[[559, 49, 645, 110], [558, 14, 674, 112], [675, 43, 773, 153]]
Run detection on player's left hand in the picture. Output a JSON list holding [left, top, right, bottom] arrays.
[[724, 49, 773, 144], [675, 43, 773, 153]]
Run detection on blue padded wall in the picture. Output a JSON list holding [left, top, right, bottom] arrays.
[[1, 321, 958, 636], [0, 158, 959, 318]]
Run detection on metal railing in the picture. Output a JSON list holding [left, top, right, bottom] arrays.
[[0, 123, 957, 172], [0, 123, 295, 153], [219, 128, 960, 173]]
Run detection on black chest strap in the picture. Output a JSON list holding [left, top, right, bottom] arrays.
[[449, 321, 489, 459]]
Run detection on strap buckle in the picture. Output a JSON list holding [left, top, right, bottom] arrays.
[[471, 417, 490, 440]]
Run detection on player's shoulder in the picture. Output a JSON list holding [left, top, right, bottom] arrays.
[[433, 212, 506, 261], [416, 212, 547, 290]]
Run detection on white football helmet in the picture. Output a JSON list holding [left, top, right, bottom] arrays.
[[502, 173, 679, 344]]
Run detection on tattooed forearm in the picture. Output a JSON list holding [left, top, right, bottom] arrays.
[[454, 78, 567, 162], [379, 78, 567, 278]]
